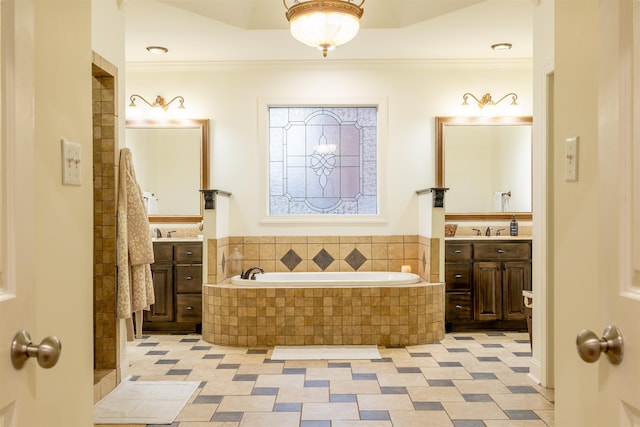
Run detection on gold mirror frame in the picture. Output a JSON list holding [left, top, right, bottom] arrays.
[[125, 118, 209, 223], [435, 116, 533, 221]]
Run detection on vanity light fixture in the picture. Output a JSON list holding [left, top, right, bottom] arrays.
[[128, 94, 186, 118], [491, 42, 512, 51], [146, 46, 168, 54], [461, 92, 518, 109], [283, 0, 365, 58]]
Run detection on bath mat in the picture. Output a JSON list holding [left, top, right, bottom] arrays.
[[271, 345, 381, 360], [94, 379, 200, 425]]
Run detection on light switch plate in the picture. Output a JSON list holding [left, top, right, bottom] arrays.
[[61, 138, 82, 186], [565, 136, 578, 181]]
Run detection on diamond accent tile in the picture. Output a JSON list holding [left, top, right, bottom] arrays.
[[345, 248, 367, 270], [313, 248, 335, 271], [221, 252, 226, 274], [281, 249, 303, 271]]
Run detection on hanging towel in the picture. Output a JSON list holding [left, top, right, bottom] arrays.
[[116, 148, 155, 330]]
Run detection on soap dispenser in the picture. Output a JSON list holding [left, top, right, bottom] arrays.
[[229, 247, 244, 278], [510, 215, 519, 236]]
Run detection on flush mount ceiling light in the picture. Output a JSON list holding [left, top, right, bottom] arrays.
[[491, 43, 512, 51], [283, 0, 365, 58], [127, 94, 186, 118], [462, 92, 518, 109], [146, 46, 168, 54]]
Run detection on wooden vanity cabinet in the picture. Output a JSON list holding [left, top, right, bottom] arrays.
[[144, 241, 203, 333], [445, 239, 531, 331]]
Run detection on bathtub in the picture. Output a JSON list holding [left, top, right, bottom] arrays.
[[230, 271, 421, 287], [202, 271, 445, 348]]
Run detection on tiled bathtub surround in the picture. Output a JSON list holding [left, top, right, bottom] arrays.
[[206, 235, 438, 284], [202, 283, 445, 347]]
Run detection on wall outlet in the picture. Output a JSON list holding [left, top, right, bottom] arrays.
[[61, 138, 82, 186]]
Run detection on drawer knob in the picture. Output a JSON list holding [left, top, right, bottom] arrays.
[[185, 276, 193, 280], [454, 274, 463, 279], [186, 306, 193, 310], [455, 305, 463, 309], [497, 249, 505, 254], [454, 249, 462, 254], [186, 251, 193, 255]]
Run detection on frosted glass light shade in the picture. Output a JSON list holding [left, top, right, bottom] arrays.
[[285, 0, 364, 57]]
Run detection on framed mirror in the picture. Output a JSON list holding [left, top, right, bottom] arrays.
[[436, 116, 533, 220], [125, 119, 209, 223]]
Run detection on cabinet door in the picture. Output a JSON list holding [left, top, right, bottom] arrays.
[[502, 261, 531, 321], [145, 263, 174, 322], [473, 261, 501, 321]]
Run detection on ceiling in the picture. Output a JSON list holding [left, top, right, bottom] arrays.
[[124, 0, 534, 63]]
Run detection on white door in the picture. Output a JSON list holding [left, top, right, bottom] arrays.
[[0, 0, 39, 425], [555, 0, 640, 425], [0, 1, 94, 425]]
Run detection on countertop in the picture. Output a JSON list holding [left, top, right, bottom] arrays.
[[152, 235, 203, 243], [445, 236, 532, 241]]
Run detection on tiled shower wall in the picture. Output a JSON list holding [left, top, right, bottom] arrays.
[[92, 54, 119, 372], [206, 235, 440, 284]]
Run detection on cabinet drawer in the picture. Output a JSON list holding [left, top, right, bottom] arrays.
[[175, 244, 202, 263], [445, 293, 472, 321], [175, 266, 202, 293], [445, 263, 472, 291], [176, 294, 202, 322], [153, 243, 173, 262], [445, 243, 472, 261], [473, 242, 530, 260]]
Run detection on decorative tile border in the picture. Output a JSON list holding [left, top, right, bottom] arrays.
[[206, 235, 439, 284]]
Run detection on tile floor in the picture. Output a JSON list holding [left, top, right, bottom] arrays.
[[97, 332, 554, 427]]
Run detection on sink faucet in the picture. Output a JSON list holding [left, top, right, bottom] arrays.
[[154, 228, 162, 238], [472, 228, 481, 236], [496, 228, 506, 236], [166, 230, 177, 238], [241, 266, 265, 280], [485, 226, 493, 236]]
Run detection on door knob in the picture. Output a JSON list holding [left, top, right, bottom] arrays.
[[576, 325, 623, 365], [11, 330, 62, 369]]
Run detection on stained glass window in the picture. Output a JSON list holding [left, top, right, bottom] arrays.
[[268, 106, 378, 215]]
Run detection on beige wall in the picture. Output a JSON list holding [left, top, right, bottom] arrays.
[[126, 62, 532, 236]]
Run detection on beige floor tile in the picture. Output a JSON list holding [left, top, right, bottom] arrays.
[[441, 401, 508, 420], [200, 380, 254, 396], [175, 403, 218, 421], [389, 410, 455, 427], [175, 422, 238, 426], [283, 360, 328, 368], [484, 421, 549, 427], [221, 354, 270, 364], [453, 379, 511, 394], [330, 379, 381, 394], [393, 358, 441, 368], [420, 367, 474, 380], [533, 385, 555, 401], [239, 411, 300, 427], [301, 402, 359, 420], [332, 421, 393, 427], [376, 373, 429, 387], [406, 386, 465, 402], [236, 363, 284, 375], [216, 395, 276, 412], [494, 371, 539, 386], [305, 367, 353, 380], [276, 386, 329, 403], [350, 362, 401, 374], [491, 393, 555, 411], [535, 408, 555, 426], [357, 394, 414, 411], [255, 373, 305, 388]]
